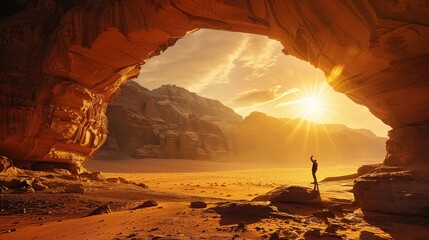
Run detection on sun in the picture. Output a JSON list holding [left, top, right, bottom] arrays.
[[300, 94, 326, 122], [302, 96, 323, 115]]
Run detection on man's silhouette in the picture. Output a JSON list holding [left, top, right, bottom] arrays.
[[310, 155, 318, 185]]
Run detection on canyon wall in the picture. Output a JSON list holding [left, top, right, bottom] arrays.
[[98, 81, 241, 160], [0, 0, 428, 214]]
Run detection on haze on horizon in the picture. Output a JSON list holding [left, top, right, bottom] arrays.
[[136, 29, 391, 137]]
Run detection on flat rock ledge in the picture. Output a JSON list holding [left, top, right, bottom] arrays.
[[252, 186, 321, 204]]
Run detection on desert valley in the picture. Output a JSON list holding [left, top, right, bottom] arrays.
[[1, 1, 429, 240]]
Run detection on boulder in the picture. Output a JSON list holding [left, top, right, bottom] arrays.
[[32, 180, 48, 191], [190, 201, 207, 208], [89, 205, 112, 216], [211, 202, 277, 217], [353, 166, 429, 216], [64, 184, 85, 194], [252, 186, 321, 204], [0, 178, 32, 189], [134, 200, 158, 209]]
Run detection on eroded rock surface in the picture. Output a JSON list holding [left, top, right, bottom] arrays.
[[98, 82, 241, 160], [353, 166, 429, 217]]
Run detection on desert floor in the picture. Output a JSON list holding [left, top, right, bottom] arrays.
[[0, 158, 428, 240]]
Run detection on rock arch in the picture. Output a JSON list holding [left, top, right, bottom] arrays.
[[1, 1, 429, 212]]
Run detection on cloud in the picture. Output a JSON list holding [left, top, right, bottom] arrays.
[[233, 86, 299, 107], [136, 29, 251, 92]]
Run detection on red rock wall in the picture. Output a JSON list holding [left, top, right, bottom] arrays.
[[1, 0, 429, 168]]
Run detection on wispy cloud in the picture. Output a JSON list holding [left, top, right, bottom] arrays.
[[233, 86, 299, 108]]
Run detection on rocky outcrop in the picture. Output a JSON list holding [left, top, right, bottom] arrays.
[[97, 81, 240, 160], [252, 186, 321, 204], [353, 166, 429, 217], [1, 0, 429, 215]]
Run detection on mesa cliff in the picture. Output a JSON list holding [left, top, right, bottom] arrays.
[[1, 0, 429, 215], [98, 81, 241, 160], [97, 81, 386, 165]]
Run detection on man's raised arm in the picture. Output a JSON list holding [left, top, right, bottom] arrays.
[[310, 155, 314, 163]]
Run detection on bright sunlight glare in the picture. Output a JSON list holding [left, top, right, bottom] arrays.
[[302, 95, 324, 117]]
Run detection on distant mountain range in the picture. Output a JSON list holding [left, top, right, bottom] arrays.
[[95, 81, 387, 165]]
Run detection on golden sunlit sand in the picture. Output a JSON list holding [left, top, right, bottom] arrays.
[[1, 159, 428, 240]]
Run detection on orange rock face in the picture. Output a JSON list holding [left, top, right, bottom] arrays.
[[0, 0, 428, 170]]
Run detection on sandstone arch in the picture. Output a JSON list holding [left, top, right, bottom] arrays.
[[1, 0, 429, 214]]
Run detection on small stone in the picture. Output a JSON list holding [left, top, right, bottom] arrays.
[[325, 225, 337, 233], [136, 183, 148, 188], [269, 232, 280, 240], [304, 228, 322, 238], [190, 201, 207, 208], [89, 205, 112, 216], [134, 200, 158, 209], [237, 222, 246, 228], [0, 186, 7, 193]]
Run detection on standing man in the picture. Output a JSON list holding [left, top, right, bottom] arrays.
[[310, 155, 318, 185]]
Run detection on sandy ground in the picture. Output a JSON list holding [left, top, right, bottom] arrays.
[[1, 159, 428, 240]]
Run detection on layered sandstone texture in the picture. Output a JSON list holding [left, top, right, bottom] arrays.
[[99, 81, 241, 160]]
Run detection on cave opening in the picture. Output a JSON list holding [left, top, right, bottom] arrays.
[[90, 29, 390, 172]]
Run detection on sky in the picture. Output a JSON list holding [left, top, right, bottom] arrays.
[[135, 29, 391, 137]]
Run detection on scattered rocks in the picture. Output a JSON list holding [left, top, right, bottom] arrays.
[[134, 200, 158, 209], [64, 184, 85, 194], [252, 185, 321, 204], [211, 202, 277, 217], [0, 156, 12, 173], [312, 209, 335, 219], [89, 205, 112, 216], [190, 201, 207, 208]]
